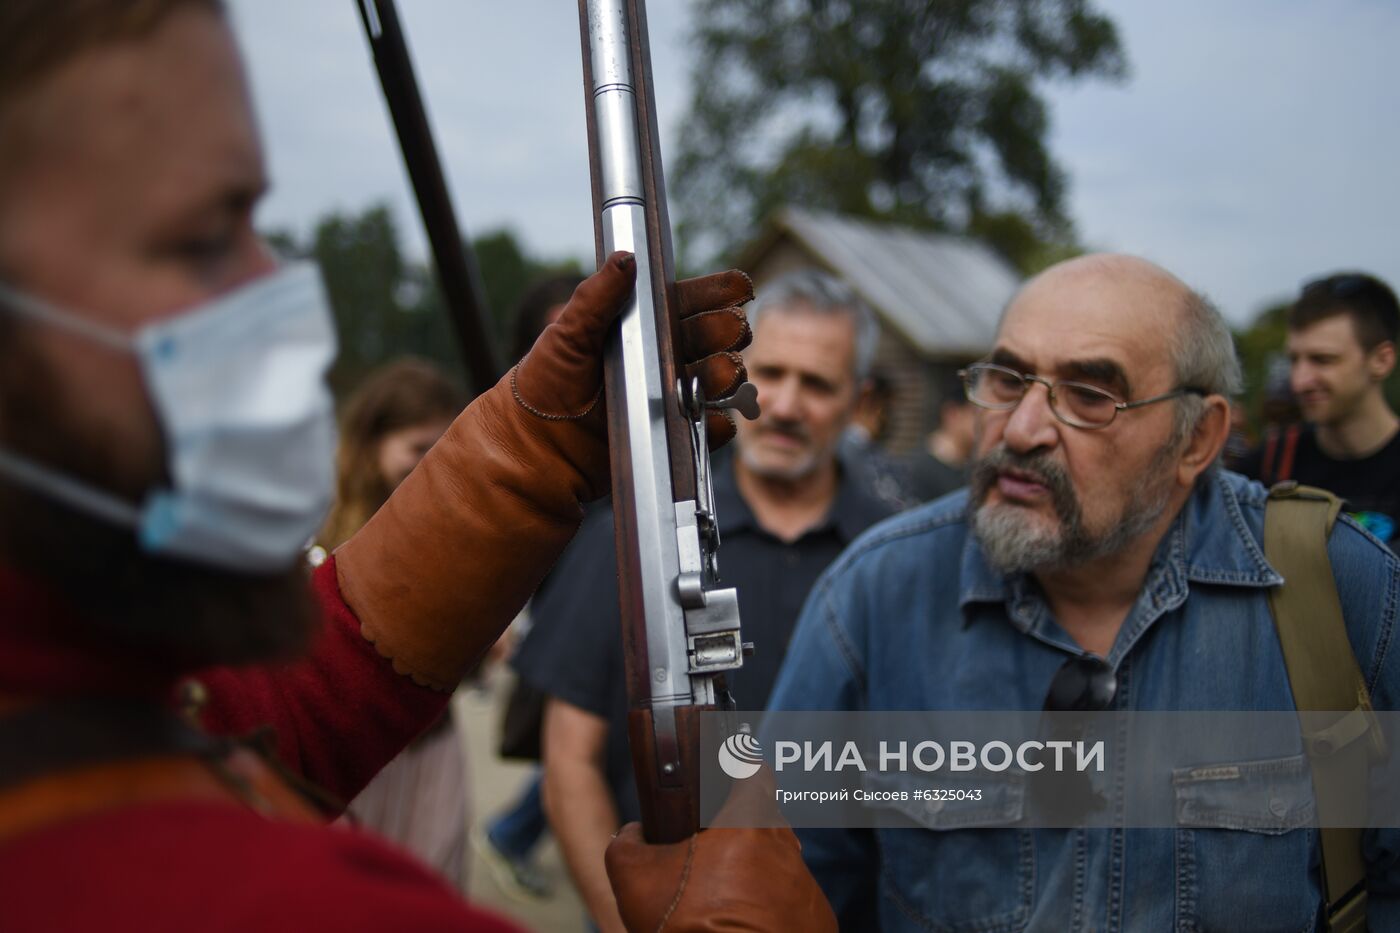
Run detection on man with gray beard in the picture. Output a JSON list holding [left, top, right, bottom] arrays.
[[768, 254, 1400, 931], [968, 426, 1180, 575], [516, 269, 892, 932]]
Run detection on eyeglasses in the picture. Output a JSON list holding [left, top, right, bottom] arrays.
[[959, 362, 1206, 430]]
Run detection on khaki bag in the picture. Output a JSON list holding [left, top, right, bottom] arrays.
[[1264, 482, 1388, 933]]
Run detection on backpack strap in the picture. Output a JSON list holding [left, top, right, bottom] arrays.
[[1261, 424, 1302, 485], [0, 699, 218, 791], [1261, 428, 1281, 485], [1276, 425, 1302, 484], [1265, 482, 1383, 933]]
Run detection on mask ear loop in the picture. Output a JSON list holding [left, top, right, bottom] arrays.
[[0, 447, 144, 530], [0, 280, 132, 351], [0, 284, 147, 531]]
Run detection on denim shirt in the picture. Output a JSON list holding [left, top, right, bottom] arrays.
[[767, 470, 1400, 932]]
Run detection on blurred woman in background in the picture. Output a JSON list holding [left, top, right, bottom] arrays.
[[316, 356, 471, 892]]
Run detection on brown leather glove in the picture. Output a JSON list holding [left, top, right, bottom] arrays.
[[335, 252, 753, 689], [605, 770, 837, 932]]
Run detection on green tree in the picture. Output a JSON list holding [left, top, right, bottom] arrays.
[[264, 205, 583, 397], [1234, 302, 1291, 432], [673, 0, 1127, 271], [472, 228, 583, 349], [306, 206, 417, 394]]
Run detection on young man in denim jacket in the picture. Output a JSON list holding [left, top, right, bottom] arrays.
[[768, 254, 1400, 931]]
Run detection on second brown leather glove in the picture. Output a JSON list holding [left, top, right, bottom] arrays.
[[335, 253, 753, 689], [605, 769, 837, 932]]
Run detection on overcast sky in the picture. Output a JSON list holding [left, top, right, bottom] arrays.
[[228, 0, 1400, 327]]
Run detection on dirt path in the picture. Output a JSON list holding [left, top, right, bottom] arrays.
[[454, 672, 585, 933]]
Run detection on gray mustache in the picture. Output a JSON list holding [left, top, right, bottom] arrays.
[[756, 423, 810, 443], [970, 447, 1079, 522]]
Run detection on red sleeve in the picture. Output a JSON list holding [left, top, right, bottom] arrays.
[[0, 802, 527, 933], [193, 555, 450, 804]]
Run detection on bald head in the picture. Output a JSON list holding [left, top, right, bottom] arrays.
[[1032, 252, 1186, 287], [999, 253, 1240, 408], [1004, 253, 1190, 343]]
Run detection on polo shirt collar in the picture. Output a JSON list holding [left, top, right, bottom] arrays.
[[711, 450, 880, 545], [712, 451, 759, 536]]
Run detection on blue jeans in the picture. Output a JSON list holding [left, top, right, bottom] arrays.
[[486, 770, 547, 860]]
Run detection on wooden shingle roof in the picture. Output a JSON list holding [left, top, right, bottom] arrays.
[[739, 207, 1021, 360]]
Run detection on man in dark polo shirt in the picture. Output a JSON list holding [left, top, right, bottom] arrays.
[[514, 269, 892, 932]]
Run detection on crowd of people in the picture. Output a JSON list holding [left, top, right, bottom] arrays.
[[2, 2, 1399, 932]]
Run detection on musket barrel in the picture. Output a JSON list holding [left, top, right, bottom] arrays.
[[584, 0, 699, 791], [581, 0, 744, 842], [587, 2, 646, 210]]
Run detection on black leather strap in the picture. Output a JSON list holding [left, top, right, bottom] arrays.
[[0, 699, 221, 791]]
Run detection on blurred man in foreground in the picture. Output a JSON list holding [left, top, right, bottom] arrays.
[[769, 254, 1400, 930], [0, 2, 831, 930]]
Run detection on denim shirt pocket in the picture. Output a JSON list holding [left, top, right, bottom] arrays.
[[1172, 754, 1319, 932], [865, 771, 1034, 933]]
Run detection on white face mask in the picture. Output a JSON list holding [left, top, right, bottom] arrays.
[[0, 263, 338, 573]]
